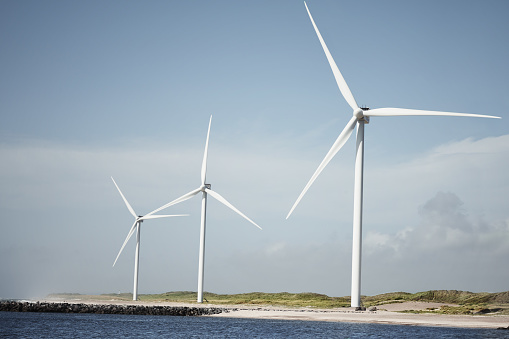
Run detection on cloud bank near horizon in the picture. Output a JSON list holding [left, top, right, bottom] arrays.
[[1, 133, 508, 298]]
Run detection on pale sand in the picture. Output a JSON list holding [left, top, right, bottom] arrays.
[[211, 306, 509, 329], [40, 297, 509, 329]]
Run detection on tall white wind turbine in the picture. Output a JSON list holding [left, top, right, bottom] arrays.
[[149, 115, 262, 303], [111, 177, 188, 301], [287, 2, 501, 308]]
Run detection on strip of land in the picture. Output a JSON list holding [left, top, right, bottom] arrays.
[[34, 293, 509, 329], [211, 303, 509, 329]]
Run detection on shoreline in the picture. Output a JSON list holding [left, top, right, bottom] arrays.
[[7, 298, 506, 329], [212, 307, 509, 329]]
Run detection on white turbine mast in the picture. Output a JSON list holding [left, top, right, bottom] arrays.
[[111, 177, 188, 301], [287, 2, 501, 308], [149, 115, 262, 303]]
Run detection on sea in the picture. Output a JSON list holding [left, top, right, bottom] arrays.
[[0, 311, 506, 338]]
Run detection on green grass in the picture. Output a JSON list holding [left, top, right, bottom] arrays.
[[140, 291, 352, 308], [47, 290, 509, 313]]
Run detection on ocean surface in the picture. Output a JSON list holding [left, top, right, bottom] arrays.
[[0, 311, 505, 338]]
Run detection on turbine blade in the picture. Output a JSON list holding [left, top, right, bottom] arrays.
[[201, 115, 212, 185], [144, 187, 202, 217], [286, 115, 358, 219], [366, 107, 501, 119], [304, 2, 359, 110], [205, 188, 262, 230], [113, 220, 138, 267], [111, 177, 137, 218], [141, 214, 189, 220]]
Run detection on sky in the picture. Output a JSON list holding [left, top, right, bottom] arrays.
[[1, 0, 508, 300]]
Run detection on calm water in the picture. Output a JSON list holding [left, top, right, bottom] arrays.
[[0, 311, 505, 338]]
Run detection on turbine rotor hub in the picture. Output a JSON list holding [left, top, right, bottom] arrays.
[[354, 107, 370, 123], [353, 108, 364, 119]]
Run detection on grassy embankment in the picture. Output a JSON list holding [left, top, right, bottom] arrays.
[[48, 290, 509, 315]]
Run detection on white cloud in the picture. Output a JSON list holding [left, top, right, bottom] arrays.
[[363, 191, 509, 294]]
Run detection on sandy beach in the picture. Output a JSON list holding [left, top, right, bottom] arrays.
[[212, 305, 509, 329], [40, 297, 509, 329]]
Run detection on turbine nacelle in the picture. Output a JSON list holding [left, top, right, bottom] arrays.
[[200, 184, 211, 192]]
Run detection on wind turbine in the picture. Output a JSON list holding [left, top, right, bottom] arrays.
[[111, 177, 188, 301], [286, 2, 501, 308], [149, 115, 262, 303]]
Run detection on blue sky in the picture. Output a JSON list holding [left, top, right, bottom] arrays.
[[1, 0, 508, 299]]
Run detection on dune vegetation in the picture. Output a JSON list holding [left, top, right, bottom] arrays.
[[47, 290, 509, 315]]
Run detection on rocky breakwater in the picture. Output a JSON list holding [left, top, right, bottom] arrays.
[[0, 301, 226, 317]]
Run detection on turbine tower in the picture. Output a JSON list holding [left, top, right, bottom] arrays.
[[111, 177, 187, 301], [287, 2, 501, 308], [150, 115, 262, 303]]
